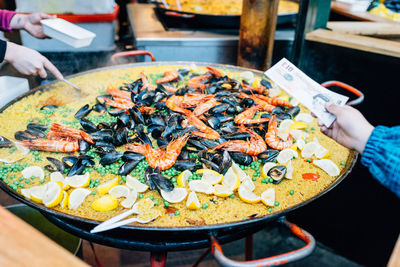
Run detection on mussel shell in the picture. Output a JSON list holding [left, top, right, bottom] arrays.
[[147, 124, 164, 139], [260, 113, 272, 119], [108, 108, 125, 117], [0, 136, 13, 148], [287, 106, 300, 118], [67, 158, 85, 177], [230, 152, 253, 166], [276, 113, 292, 121], [91, 130, 114, 143], [129, 106, 145, 125], [223, 132, 251, 141], [75, 104, 91, 119], [40, 105, 58, 110], [118, 160, 140, 176], [27, 123, 48, 132], [207, 117, 221, 129], [157, 137, 169, 147], [267, 165, 286, 184], [92, 103, 106, 114], [187, 139, 208, 151], [46, 157, 65, 172], [149, 115, 166, 126], [178, 68, 190, 76], [122, 151, 145, 162], [80, 118, 98, 133], [200, 158, 220, 172], [178, 150, 189, 160], [62, 156, 79, 168], [100, 151, 123, 166], [261, 79, 272, 89], [173, 159, 196, 171], [14, 131, 37, 141], [207, 85, 218, 94], [95, 144, 116, 155], [209, 104, 230, 114], [219, 150, 232, 175], [272, 107, 285, 115], [25, 128, 46, 138], [113, 127, 128, 146], [145, 167, 174, 192], [240, 98, 255, 108], [117, 113, 132, 128], [79, 140, 91, 154], [200, 139, 220, 148], [258, 149, 279, 163], [226, 106, 236, 114], [97, 122, 110, 130]]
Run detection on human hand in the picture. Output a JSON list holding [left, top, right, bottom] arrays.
[[4, 42, 63, 80], [318, 103, 374, 154], [10, 12, 56, 39]]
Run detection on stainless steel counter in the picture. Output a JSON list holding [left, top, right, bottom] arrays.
[[128, 4, 295, 64]]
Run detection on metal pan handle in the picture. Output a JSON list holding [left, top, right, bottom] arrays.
[[211, 218, 316, 267], [321, 80, 364, 106], [111, 50, 156, 65]]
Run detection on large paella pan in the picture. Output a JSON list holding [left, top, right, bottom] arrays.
[[0, 62, 357, 239]]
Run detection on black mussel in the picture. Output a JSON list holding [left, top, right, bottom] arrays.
[[230, 152, 253, 166], [148, 124, 164, 139], [149, 115, 165, 126], [287, 106, 300, 118], [215, 114, 234, 123], [261, 79, 272, 89], [209, 104, 230, 114], [27, 123, 48, 132], [240, 98, 255, 108], [113, 127, 128, 146], [92, 103, 106, 114], [108, 108, 125, 117], [178, 150, 189, 160], [200, 139, 220, 148], [154, 91, 168, 103], [45, 157, 65, 172], [207, 85, 218, 94], [91, 130, 114, 143], [145, 167, 174, 193], [67, 158, 85, 177], [40, 104, 58, 110], [96, 95, 111, 105], [155, 102, 168, 111], [187, 139, 208, 151], [260, 113, 272, 119], [14, 131, 37, 141], [97, 122, 110, 130], [175, 87, 189, 96], [129, 106, 145, 125], [79, 140, 91, 154], [0, 136, 13, 148], [207, 116, 221, 129], [81, 155, 95, 167], [173, 159, 196, 171], [276, 113, 291, 121], [220, 97, 237, 107], [122, 151, 145, 162], [219, 150, 232, 175], [178, 68, 190, 77], [117, 113, 132, 128], [96, 145, 116, 155], [118, 160, 140, 176], [100, 151, 123, 166], [220, 126, 237, 134], [272, 107, 285, 115], [223, 132, 251, 141], [75, 104, 91, 119], [235, 105, 244, 113], [200, 158, 220, 172], [258, 149, 279, 163], [80, 118, 98, 133], [157, 137, 169, 147], [25, 127, 46, 138], [267, 166, 286, 184], [163, 114, 179, 138], [62, 156, 79, 168], [226, 106, 236, 114]]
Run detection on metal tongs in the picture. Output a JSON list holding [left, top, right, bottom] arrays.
[[90, 201, 159, 234], [61, 78, 81, 92]]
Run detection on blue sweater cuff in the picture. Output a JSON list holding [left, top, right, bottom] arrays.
[[361, 126, 386, 168]]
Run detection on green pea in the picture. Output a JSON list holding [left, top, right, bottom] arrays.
[[18, 177, 24, 181], [252, 178, 257, 181], [230, 194, 235, 199], [25, 179, 30, 184], [91, 191, 96, 195], [40, 180, 45, 184], [202, 203, 209, 209], [261, 179, 267, 183], [242, 217, 247, 220], [164, 201, 169, 207], [139, 193, 143, 199], [289, 190, 294, 195], [268, 178, 274, 183], [149, 196, 154, 200], [274, 201, 280, 206], [311, 127, 315, 130], [340, 160, 345, 166], [306, 158, 311, 163], [174, 210, 180, 216], [268, 208, 273, 213]]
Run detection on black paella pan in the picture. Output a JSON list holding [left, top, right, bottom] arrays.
[[0, 60, 360, 265]]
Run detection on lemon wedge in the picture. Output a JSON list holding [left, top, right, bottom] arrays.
[[121, 189, 138, 209], [277, 149, 298, 164], [289, 129, 303, 140], [285, 161, 294, 179], [312, 138, 330, 159], [277, 119, 294, 132], [65, 172, 90, 188], [261, 162, 276, 178], [161, 187, 188, 203], [195, 169, 220, 176], [222, 167, 240, 191], [22, 166, 44, 180], [60, 191, 69, 209], [241, 177, 255, 192], [214, 184, 233, 197], [189, 180, 215, 194], [261, 188, 275, 206], [43, 182, 63, 208], [68, 188, 91, 209], [201, 170, 223, 185], [96, 178, 118, 195], [186, 191, 201, 209], [91, 195, 118, 212], [109, 185, 130, 198], [301, 141, 329, 159], [295, 113, 313, 123], [313, 159, 340, 177], [240, 71, 254, 82], [30, 185, 46, 203], [289, 121, 308, 130], [20, 188, 31, 199], [296, 139, 306, 150], [238, 184, 260, 204], [177, 170, 192, 187], [126, 175, 149, 193], [50, 171, 70, 190], [231, 162, 250, 181]]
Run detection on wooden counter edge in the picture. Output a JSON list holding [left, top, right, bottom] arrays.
[[388, 234, 400, 267], [0, 206, 88, 267]]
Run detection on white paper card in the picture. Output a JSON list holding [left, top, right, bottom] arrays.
[[265, 58, 349, 127]]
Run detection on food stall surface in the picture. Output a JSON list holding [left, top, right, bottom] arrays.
[[128, 4, 295, 65]]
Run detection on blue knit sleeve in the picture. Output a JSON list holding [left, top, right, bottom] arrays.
[[361, 125, 400, 197]]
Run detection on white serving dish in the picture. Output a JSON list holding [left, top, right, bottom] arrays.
[[16, 0, 115, 14], [41, 18, 96, 48], [0, 76, 29, 109]]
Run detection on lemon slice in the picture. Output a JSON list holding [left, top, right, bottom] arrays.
[[311, 138, 330, 159], [241, 177, 255, 192], [65, 172, 90, 188], [189, 180, 215, 194], [261, 188, 275, 206], [295, 113, 313, 123], [161, 187, 188, 203], [240, 71, 254, 82], [202, 171, 223, 185], [269, 86, 281, 97], [20, 188, 31, 199], [277, 149, 298, 164], [261, 162, 276, 178], [186, 191, 201, 209], [313, 159, 340, 177], [277, 131, 289, 140], [214, 184, 233, 197], [289, 121, 308, 130], [60, 191, 69, 209], [296, 139, 306, 150], [222, 167, 240, 191], [195, 169, 220, 176], [91, 195, 118, 212], [177, 170, 192, 187], [285, 160, 294, 179], [43, 182, 63, 208], [289, 129, 303, 140], [22, 166, 44, 180], [96, 178, 117, 195], [121, 188, 137, 209], [50, 171, 70, 190], [278, 119, 294, 132], [301, 142, 320, 158], [68, 188, 91, 209], [109, 185, 130, 198], [126, 175, 149, 193], [290, 143, 298, 151], [30, 185, 46, 203], [238, 184, 260, 204], [231, 162, 250, 181]]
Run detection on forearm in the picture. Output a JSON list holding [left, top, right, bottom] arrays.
[[0, 9, 16, 32], [0, 39, 6, 62], [361, 126, 400, 197]]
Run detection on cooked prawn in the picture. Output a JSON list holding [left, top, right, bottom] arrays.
[[104, 97, 134, 110], [185, 111, 220, 140], [105, 87, 131, 101], [193, 98, 220, 116], [206, 66, 224, 78], [50, 123, 94, 144], [22, 139, 79, 152], [255, 94, 292, 108], [124, 143, 147, 155], [234, 106, 270, 125], [156, 71, 179, 84], [186, 74, 210, 90], [265, 115, 293, 150]]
